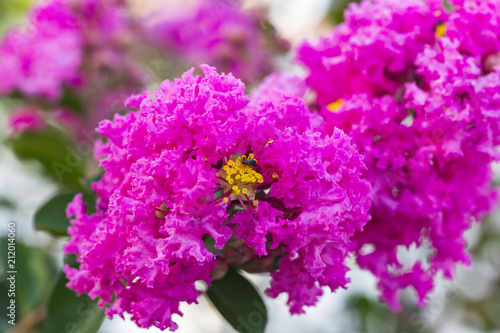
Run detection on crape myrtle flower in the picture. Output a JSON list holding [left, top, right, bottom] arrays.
[[0, 0, 141, 101], [145, 0, 281, 83], [299, 0, 500, 309], [0, 0, 83, 100], [0, 0, 146, 139], [7, 107, 46, 135], [298, 0, 437, 106], [63, 65, 371, 330]]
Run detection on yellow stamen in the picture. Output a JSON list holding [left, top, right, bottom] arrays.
[[327, 99, 343, 112], [435, 23, 447, 39], [217, 154, 264, 201]]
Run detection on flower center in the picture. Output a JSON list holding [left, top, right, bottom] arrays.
[[435, 23, 447, 39], [327, 99, 343, 112], [217, 154, 263, 200]]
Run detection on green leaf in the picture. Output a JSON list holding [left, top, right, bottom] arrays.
[[206, 267, 267, 333], [6, 127, 85, 189], [34, 191, 96, 237], [0, 197, 16, 209], [203, 235, 225, 255], [0, 238, 56, 318], [0, 0, 32, 35], [45, 272, 105, 333], [60, 87, 84, 114], [64, 254, 79, 268], [328, 0, 361, 24], [82, 171, 104, 195], [443, 0, 453, 12]]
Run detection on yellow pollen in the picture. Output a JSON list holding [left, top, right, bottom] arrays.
[[217, 154, 264, 200], [268, 140, 274, 144], [252, 200, 258, 207], [435, 24, 446, 39], [327, 99, 343, 112], [222, 197, 229, 204], [272, 173, 278, 179]]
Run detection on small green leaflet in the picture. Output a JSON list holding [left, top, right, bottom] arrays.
[[206, 267, 268, 333]]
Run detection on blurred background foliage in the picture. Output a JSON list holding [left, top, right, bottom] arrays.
[[1, 0, 500, 333], [0, 0, 32, 35]]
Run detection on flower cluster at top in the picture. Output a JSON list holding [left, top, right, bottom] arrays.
[[63, 65, 371, 330], [146, 0, 282, 83], [0, 0, 82, 100], [0, 0, 145, 139], [0, 0, 136, 101], [299, 0, 500, 309], [0, 0, 287, 139]]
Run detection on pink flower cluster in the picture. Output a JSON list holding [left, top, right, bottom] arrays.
[[147, 0, 276, 82], [0, 0, 144, 136], [299, 0, 500, 309], [64, 65, 371, 330], [0, 0, 83, 100]]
